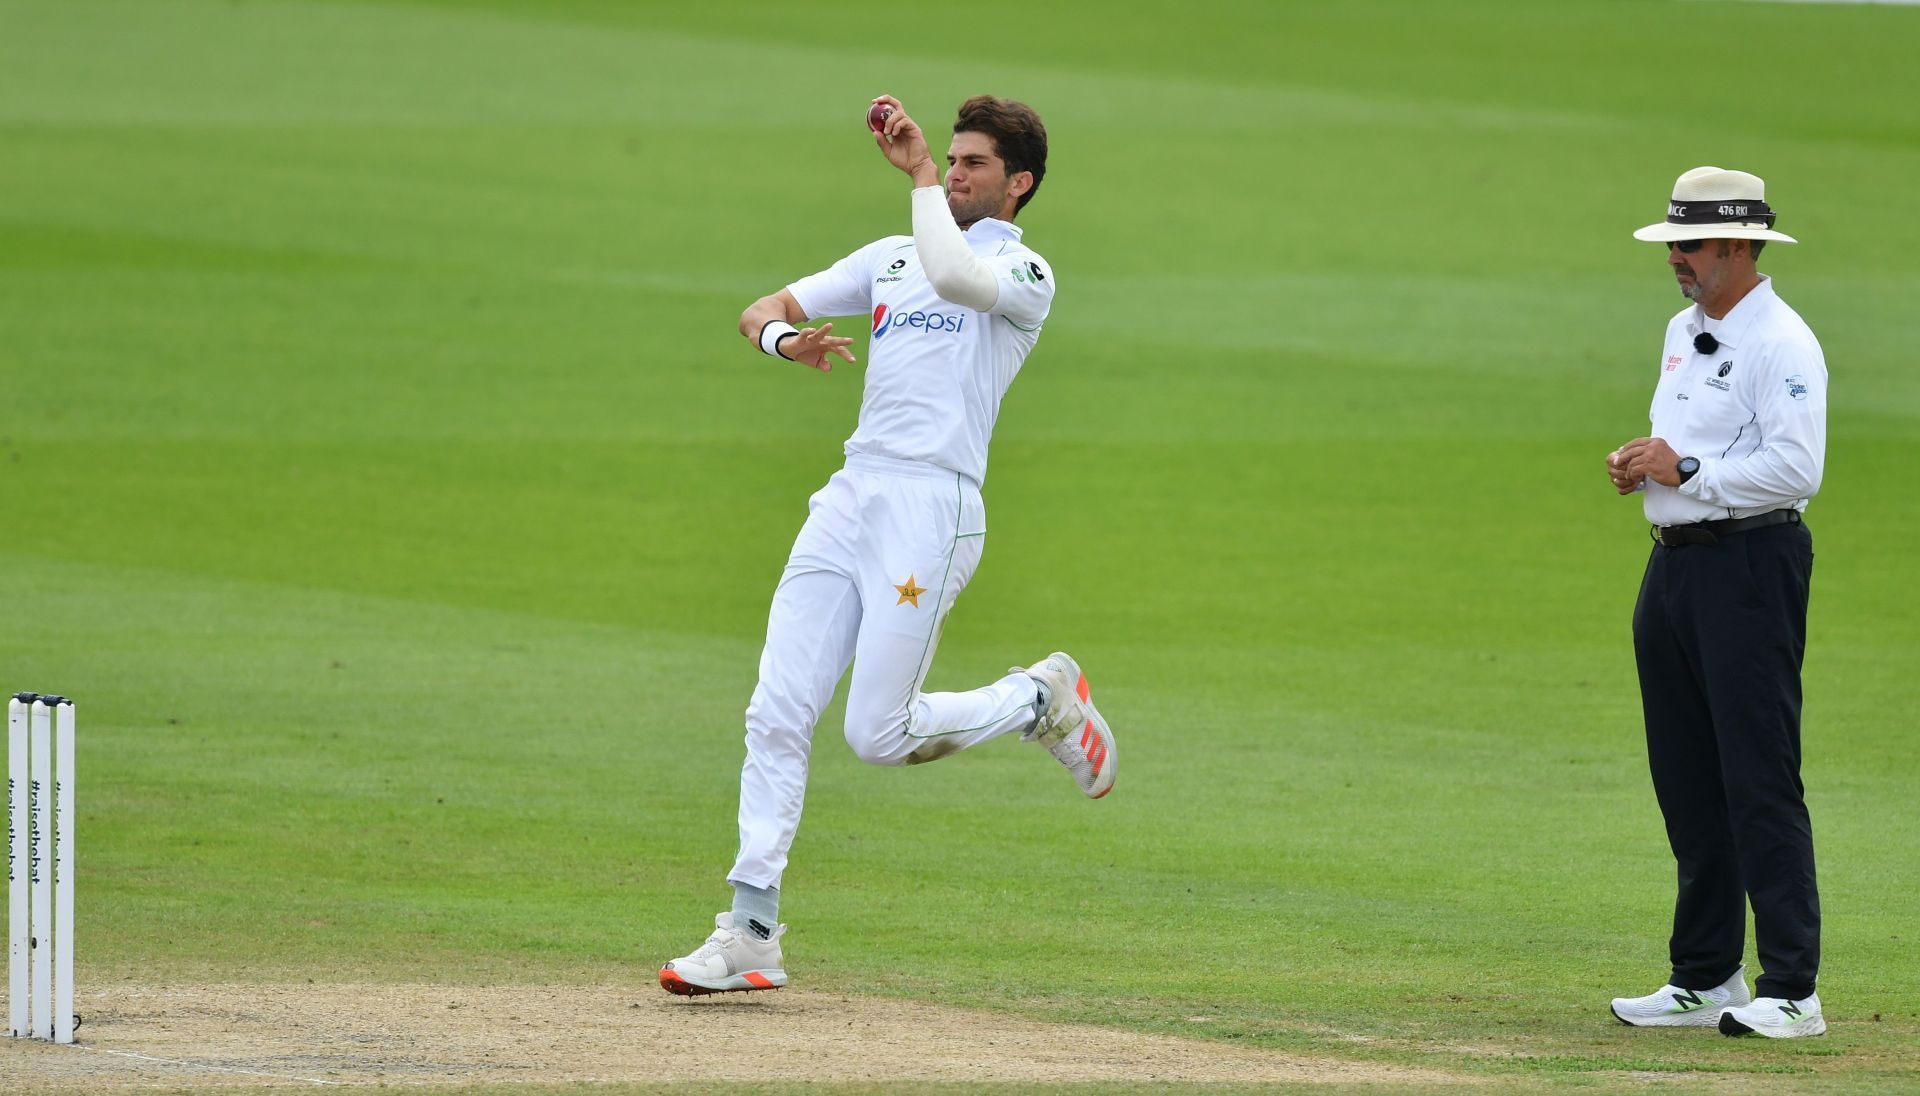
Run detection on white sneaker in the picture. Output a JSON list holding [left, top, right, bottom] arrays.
[[1610, 967, 1750, 1027], [658, 913, 788, 996], [1720, 994, 1825, 1038], [1020, 651, 1117, 799]]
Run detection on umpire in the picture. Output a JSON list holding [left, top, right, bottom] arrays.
[[1605, 167, 1829, 1039]]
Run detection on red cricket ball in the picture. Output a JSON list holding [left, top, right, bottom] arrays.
[[867, 102, 894, 135]]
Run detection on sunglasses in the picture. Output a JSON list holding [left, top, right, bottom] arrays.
[[1670, 239, 1705, 254]]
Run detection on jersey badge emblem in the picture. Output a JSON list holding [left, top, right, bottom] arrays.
[[894, 576, 927, 608]]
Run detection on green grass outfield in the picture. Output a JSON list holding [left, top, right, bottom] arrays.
[[4, 0, 1917, 1090]]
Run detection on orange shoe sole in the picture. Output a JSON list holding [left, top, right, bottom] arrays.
[[658, 967, 782, 996]]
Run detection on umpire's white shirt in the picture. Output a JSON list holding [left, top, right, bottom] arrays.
[[1644, 276, 1827, 526], [786, 219, 1054, 485]]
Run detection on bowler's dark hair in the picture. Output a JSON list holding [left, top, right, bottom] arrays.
[[954, 95, 1047, 214]]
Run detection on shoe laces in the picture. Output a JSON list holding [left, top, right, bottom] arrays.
[[687, 928, 739, 962], [1049, 730, 1091, 765]]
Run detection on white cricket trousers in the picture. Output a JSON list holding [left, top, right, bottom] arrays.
[[728, 454, 1039, 890]]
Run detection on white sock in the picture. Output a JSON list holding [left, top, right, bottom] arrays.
[[731, 881, 778, 940]]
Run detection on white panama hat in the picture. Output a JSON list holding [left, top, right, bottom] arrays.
[[1632, 166, 1797, 244]]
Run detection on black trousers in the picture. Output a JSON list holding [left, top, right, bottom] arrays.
[[1631, 519, 1819, 1001]]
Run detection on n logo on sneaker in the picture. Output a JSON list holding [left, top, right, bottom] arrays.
[[1780, 1001, 1804, 1021], [1669, 988, 1707, 1012]]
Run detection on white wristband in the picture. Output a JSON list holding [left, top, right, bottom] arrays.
[[757, 320, 800, 359]]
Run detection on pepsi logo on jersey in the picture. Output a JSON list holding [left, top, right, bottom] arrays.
[[871, 303, 967, 340]]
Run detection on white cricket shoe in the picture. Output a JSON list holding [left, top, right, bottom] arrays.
[[1611, 967, 1750, 1027], [1720, 994, 1825, 1038], [1020, 651, 1117, 799], [658, 913, 788, 996]]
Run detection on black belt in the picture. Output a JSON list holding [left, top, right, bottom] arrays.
[[1651, 508, 1801, 548]]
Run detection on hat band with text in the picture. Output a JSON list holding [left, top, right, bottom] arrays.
[[1666, 199, 1775, 227]]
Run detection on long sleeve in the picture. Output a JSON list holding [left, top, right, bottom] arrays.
[[1679, 334, 1826, 509], [911, 186, 1000, 312]]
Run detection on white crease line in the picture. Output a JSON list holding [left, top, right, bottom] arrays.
[[71, 1044, 345, 1087]]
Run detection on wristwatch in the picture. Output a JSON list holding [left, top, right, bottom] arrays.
[[1676, 456, 1700, 484]]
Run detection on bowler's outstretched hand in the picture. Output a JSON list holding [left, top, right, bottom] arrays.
[[781, 322, 856, 373]]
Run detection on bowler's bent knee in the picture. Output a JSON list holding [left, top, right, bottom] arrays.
[[844, 707, 915, 766]]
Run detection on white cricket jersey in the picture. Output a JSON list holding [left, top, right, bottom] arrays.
[[786, 218, 1054, 485], [1643, 275, 1827, 526]]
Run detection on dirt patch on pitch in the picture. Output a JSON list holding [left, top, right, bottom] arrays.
[[0, 982, 1468, 1089]]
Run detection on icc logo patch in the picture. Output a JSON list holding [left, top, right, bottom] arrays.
[[1785, 375, 1809, 401]]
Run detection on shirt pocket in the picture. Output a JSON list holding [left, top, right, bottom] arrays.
[[957, 481, 987, 538]]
